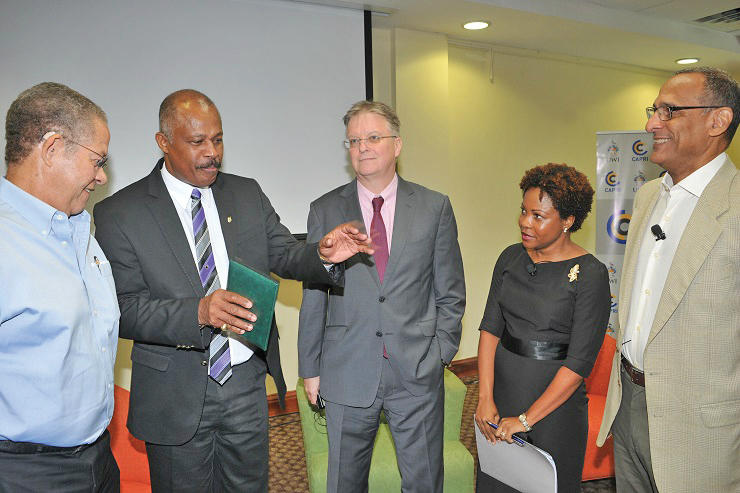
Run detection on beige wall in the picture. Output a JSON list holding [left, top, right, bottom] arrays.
[[115, 26, 739, 394]]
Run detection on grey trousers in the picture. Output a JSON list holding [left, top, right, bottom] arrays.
[[325, 357, 445, 493], [612, 367, 659, 493], [145, 356, 269, 493]]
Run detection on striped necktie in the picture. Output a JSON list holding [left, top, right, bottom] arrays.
[[191, 189, 232, 385]]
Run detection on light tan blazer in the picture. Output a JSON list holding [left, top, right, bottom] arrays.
[[598, 156, 739, 492]]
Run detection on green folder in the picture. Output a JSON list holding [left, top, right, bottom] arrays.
[[226, 259, 279, 351]]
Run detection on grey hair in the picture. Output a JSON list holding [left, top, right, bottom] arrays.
[[675, 66, 739, 145], [159, 89, 218, 140], [5, 82, 107, 165], [343, 100, 400, 135]]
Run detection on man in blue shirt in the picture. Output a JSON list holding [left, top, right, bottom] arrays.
[[0, 82, 120, 492]]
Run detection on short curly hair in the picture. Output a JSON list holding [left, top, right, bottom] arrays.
[[519, 163, 594, 232]]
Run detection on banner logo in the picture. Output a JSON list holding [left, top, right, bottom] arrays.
[[605, 171, 619, 187], [607, 262, 618, 284], [607, 141, 620, 162], [632, 140, 647, 155], [607, 210, 630, 244], [610, 294, 618, 314]]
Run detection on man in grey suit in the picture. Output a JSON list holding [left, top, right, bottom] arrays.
[[597, 68, 739, 492], [94, 89, 372, 492], [299, 101, 465, 493]]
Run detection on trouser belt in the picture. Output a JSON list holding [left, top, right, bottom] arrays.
[[0, 430, 108, 454], [621, 355, 645, 387]]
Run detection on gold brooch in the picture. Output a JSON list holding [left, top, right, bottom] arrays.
[[568, 264, 580, 283]]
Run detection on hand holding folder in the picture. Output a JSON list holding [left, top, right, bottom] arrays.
[[225, 260, 279, 351], [474, 415, 558, 493]]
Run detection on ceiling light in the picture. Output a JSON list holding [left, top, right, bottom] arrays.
[[675, 58, 699, 65], [463, 21, 489, 30]]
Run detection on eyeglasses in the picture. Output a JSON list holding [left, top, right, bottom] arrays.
[[646, 105, 723, 121], [343, 135, 398, 149], [65, 138, 109, 168]]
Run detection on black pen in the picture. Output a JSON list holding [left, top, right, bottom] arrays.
[[486, 421, 526, 447], [94, 256, 102, 273]]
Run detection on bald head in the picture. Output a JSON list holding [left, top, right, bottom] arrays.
[[159, 89, 219, 140]]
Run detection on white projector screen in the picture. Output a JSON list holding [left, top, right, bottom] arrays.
[[0, 0, 366, 232]]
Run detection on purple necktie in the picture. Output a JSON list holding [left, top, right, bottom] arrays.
[[191, 189, 232, 385], [371, 197, 389, 283], [371, 197, 390, 359]]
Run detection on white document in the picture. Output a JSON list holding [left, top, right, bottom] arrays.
[[474, 416, 557, 493]]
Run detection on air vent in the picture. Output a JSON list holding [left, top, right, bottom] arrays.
[[693, 8, 740, 33]]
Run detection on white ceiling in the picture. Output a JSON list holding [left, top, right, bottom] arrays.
[[297, 0, 740, 75]]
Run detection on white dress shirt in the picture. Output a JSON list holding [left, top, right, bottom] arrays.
[[161, 166, 253, 365], [622, 153, 726, 370]]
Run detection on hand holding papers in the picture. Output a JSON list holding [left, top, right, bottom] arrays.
[[225, 260, 279, 351], [474, 415, 557, 493]]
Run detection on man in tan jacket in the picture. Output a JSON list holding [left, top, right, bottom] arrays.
[[598, 67, 739, 492]]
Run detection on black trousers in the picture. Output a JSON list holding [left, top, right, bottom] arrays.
[[0, 430, 120, 493], [146, 356, 269, 493]]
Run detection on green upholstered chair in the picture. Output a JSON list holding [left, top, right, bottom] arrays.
[[296, 370, 474, 492]]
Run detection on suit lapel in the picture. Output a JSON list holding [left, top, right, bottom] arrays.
[[618, 181, 661, 331], [145, 160, 205, 297], [648, 159, 735, 343], [339, 180, 380, 288], [212, 175, 238, 259], [383, 177, 416, 284]]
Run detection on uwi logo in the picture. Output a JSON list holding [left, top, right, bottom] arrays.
[[607, 210, 630, 244], [605, 171, 619, 187], [607, 141, 620, 162]]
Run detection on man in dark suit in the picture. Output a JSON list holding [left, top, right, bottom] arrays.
[[298, 101, 466, 493], [94, 89, 372, 492]]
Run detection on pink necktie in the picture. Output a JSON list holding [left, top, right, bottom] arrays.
[[371, 197, 390, 359]]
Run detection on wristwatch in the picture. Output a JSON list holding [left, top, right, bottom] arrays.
[[518, 413, 532, 432]]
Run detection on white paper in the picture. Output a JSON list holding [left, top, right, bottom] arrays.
[[474, 416, 557, 493]]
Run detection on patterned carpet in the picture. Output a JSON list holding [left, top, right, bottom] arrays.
[[268, 376, 616, 492]]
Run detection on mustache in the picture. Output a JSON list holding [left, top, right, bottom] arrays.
[[196, 158, 221, 169]]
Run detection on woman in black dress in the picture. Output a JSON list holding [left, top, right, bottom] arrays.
[[475, 163, 610, 492]]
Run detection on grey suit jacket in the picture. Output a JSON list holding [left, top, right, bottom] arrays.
[[598, 156, 739, 492], [94, 160, 339, 445], [298, 177, 465, 407]]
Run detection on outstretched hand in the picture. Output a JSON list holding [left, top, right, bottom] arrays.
[[318, 221, 374, 263]]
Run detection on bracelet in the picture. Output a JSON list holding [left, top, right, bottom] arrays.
[[518, 413, 532, 432]]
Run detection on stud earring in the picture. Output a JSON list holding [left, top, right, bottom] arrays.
[[563, 227, 568, 233]]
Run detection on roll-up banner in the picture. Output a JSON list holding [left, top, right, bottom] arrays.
[[595, 131, 662, 336]]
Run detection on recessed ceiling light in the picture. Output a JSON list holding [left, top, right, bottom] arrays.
[[675, 58, 699, 65], [463, 21, 489, 30]]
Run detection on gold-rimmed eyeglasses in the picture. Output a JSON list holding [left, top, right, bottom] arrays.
[[343, 135, 398, 149]]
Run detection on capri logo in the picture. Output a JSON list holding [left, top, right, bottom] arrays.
[[632, 140, 647, 155], [607, 210, 630, 244], [605, 171, 619, 187], [631, 140, 649, 161]]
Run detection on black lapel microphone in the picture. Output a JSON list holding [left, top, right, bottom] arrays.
[[526, 263, 537, 276], [651, 224, 666, 241]]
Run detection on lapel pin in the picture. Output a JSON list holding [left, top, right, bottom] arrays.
[[227, 216, 232, 223]]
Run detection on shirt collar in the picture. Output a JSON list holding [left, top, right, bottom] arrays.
[[160, 164, 213, 210], [0, 176, 84, 235], [661, 152, 726, 197], [357, 173, 398, 204]]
